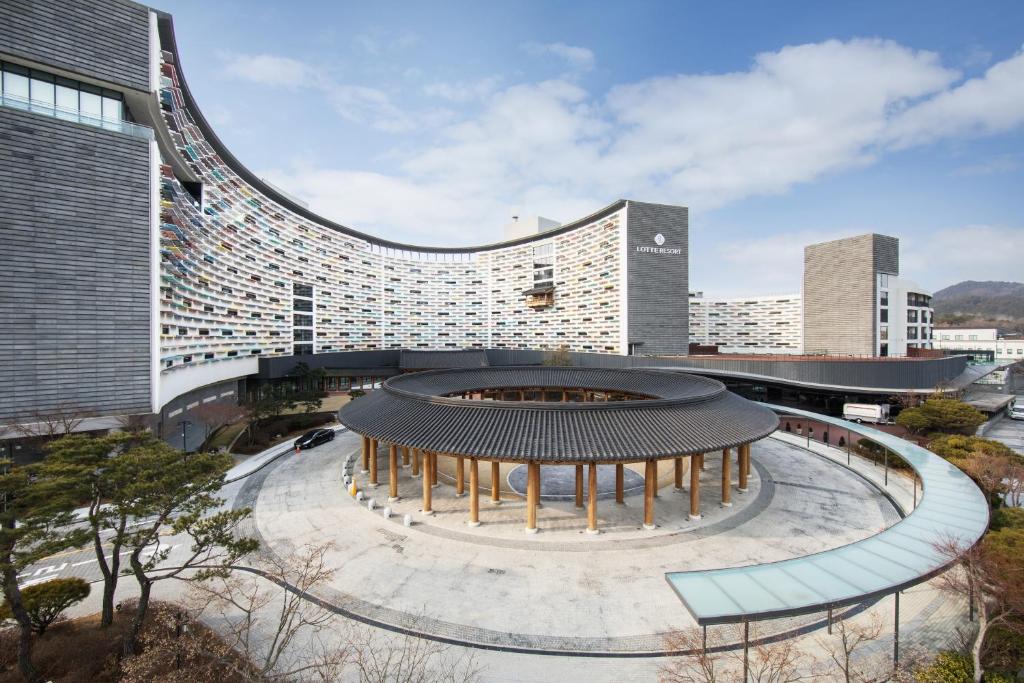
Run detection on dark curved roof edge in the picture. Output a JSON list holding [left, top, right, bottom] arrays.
[[338, 367, 780, 461], [153, 12, 627, 255]]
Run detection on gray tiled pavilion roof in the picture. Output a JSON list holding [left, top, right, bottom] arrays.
[[338, 367, 779, 463], [399, 349, 490, 370]]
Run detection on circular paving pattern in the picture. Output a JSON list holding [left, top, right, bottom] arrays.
[[233, 429, 911, 654]]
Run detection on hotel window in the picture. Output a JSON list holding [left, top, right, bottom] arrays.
[[880, 325, 888, 341], [907, 327, 918, 340], [3, 62, 130, 131], [880, 309, 888, 323], [907, 310, 918, 323], [879, 290, 888, 307]]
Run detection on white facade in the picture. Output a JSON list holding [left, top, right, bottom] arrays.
[[877, 275, 934, 356], [689, 294, 802, 353], [933, 328, 1024, 363], [688, 275, 933, 357]]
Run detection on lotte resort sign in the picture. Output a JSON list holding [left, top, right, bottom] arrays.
[[635, 233, 682, 255]]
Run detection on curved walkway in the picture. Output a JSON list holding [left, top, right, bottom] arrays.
[[666, 404, 989, 625]]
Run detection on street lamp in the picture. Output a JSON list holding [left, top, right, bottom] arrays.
[[178, 420, 192, 453]]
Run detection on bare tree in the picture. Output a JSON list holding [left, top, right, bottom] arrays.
[[116, 412, 155, 434], [814, 613, 884, 682], [960, 450, 1024, 508], [186, 543, 348, 681], [933, 537, 1024, 683], [181, 544, 482, 682], [660, 628, 724, 682], [190, 402, 248, 446], [8, 406, 87, 438], [734, 630, 807, 683], [345, 617, 484, 683], [660, 626, 807, 683]]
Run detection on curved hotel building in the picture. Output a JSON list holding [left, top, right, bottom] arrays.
[[0, 0, 689, 428]]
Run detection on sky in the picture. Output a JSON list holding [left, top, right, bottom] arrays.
[[155, 0, 1024, 297]]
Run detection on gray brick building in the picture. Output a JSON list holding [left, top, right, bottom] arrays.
[[802, 234, 899, 356]]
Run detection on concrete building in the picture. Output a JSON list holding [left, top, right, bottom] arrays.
[[689, 234, 932, 357], [0, 0, 689, 428], [933, 328, 1024, 364], [802, 234, 932, 357]]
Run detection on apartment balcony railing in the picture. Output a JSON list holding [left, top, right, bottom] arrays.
[[0, 92, 154, 141]]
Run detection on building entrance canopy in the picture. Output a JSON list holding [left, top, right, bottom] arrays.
[[665, 404, 989, 625]]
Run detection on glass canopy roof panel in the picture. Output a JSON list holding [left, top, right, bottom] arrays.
[[666, 404, 989, 625]]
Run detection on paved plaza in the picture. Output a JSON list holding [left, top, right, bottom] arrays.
[[232, 429, 949, 656]]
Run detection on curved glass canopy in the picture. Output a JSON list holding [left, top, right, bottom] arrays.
[[665, 404, 989, 625]]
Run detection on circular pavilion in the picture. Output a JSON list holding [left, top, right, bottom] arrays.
[[338, 367, 779, 533]]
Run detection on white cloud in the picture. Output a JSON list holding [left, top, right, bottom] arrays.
[[901, 225, 1024, 291], [604, 39, 958, 207], [706, 229, 859, 297], [422, 76, 503, 103], [354, 29, 420, 56], [953, 155, 1020, 176], [522, 42, 596, 72], [220, 53, 320, 88], [220, 52, 443, 134], [249, 39, 1024, 263], [887, 48, 1024, 148]]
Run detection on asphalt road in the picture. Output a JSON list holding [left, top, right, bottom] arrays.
[[986, 404, 1024, 454]]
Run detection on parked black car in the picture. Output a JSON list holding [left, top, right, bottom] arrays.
[[294, 428, 335, 450]]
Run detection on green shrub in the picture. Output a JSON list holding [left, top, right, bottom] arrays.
[[990, 507, 1024, 531], [897, 398, 986, 436], [0, 577, 90, 634], [915, 651, 972, 682], [928, 434, 1016, 461]]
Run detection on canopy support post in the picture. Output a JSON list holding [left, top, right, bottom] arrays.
[[587, 462, 599, 534], [893, 591, 900, 668], [490, 461, 501, 504], [615, 464, 624, 504], [743, 620, 749, 683]]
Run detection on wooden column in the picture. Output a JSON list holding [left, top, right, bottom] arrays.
[[430, 452, 438, 487], [411, 448, 420, 477], [361, 435, 370, 472], [369, 440, 379, 487], [525, 462, 538, 533], [689, 454, 701, 520], [456, 456, 466, 497], [422, 453, 433, 515], [674, 457, 683, 490], [721, 448, 732, 507], [700, 452, 706, 471], [575, 464, 584, 508], [491, 461, 501, 504], [738, 443, 749, 493], [643, 460, 656, 529], [388, 444, 399, 501], [587, 462, 599, 534], [468, 458, 480, 527], [402, 446, 410, 467], [615, 464, 624, 504]]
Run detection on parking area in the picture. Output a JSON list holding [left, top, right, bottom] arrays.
[[985, 403, 1024, 454]]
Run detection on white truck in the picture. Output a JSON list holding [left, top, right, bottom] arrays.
[[843, 403, 891, 424]]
